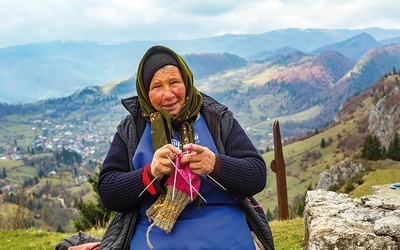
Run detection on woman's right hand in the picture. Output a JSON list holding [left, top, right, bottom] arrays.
[[150, 144, 181, 180]]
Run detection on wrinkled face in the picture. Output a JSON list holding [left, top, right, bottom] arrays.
[[148, 65, 186, 115]]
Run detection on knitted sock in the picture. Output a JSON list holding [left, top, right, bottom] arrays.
[[149, 185, 192, 233], [145, 153, 201, 248], [146, 193, 166, 219]]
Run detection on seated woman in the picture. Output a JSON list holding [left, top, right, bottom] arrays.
[[98, 45, 274, 250]]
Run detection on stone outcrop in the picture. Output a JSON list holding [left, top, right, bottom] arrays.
[[315, 158, 365, 190], [368, 85, 400, 149], [304, 186, 400, 249]]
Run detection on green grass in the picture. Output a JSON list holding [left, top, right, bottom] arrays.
[[350, 163, 400, 198], [270, 217, 304, 250], [0, 227, 105, 250], [0, 121, 38, 148], [0, 159, 23, 169], [0, 218, 304, 250], [0, 229, 70, 250], [0, 203, 18, 218]]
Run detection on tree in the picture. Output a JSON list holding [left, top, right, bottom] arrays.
[[1, 167, 6, 179], [60, 148, 82, 166], [361, 135, 382, 160], [12, 188, 28, 230], [42, 207, 50, 223], [73, 164, 113, 231], [266, 208, 274, 221], [56, 224, 65, 233], [387, 133, 400, 161], [38, 169, 45, 178], [320, 138, 326, 148]]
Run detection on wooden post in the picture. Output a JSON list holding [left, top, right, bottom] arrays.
[[270, 120, 289, 220]]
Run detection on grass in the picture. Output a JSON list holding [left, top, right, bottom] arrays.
[[270, 217, 304, 250], [0, 229, 71, 250], [0, 121, 38, 148], [0, 218, 304, 250], [349, 161, 400, 198], [0, 227, 105, 250]]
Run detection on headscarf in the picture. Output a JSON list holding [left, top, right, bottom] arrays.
[[136, 45, 203, 151]]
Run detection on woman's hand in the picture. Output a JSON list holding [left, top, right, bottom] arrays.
[[181, 143, 216, 175], [150, 144, 181, 179]]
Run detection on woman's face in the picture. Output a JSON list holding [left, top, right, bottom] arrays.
[[148, 65, 186, 115]]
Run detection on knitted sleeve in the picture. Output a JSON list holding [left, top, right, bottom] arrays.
[[216, 118, 267, 198], [98, 132, 149, 213]]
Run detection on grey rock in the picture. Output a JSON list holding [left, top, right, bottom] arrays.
[[304, 186, 400, 249]]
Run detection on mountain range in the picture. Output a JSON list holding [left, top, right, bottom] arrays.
[[2, 27, 400, 104], [1, 28, 400, 143]]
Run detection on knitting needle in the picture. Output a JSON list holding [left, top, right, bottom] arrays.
[[185, 148, 194, 200], [185, 149, 227, 191], [188, 171, 193, 200], [206, 174, 227, 191], [166, 154, 207, 203], [172, 167, 177, 200], [138, 174, 159, 197]]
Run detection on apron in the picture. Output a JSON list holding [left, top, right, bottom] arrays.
[[131, 114, 255, 250]]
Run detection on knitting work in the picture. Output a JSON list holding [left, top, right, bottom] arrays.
[[146, 153, 201, 248]]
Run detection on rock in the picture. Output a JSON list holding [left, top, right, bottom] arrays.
[[368, 85, 400, 149], [315, 158, 365, 190], [304, 185, 400, 249]]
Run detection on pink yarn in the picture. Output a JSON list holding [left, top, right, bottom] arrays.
[[166, 153, 200, 198]]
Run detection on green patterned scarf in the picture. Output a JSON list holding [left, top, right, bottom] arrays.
[[136, 45, 203, 151]]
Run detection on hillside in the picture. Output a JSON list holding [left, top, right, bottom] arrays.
[[256, 72, 400, 214], [339, 43, 400, 104], [199, 43, 400, 140]]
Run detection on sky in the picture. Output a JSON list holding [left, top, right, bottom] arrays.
[[1, 0, 400, 48]]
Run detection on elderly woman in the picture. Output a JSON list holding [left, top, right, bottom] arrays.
[[98, 45, 274, 249]]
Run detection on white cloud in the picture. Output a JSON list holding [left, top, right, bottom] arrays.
[[0, 0, 399, 48]]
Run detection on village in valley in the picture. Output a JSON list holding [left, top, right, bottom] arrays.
[[0, 106, 120, 231]]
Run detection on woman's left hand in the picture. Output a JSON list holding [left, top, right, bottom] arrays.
[[180, 143, 216, 175]]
